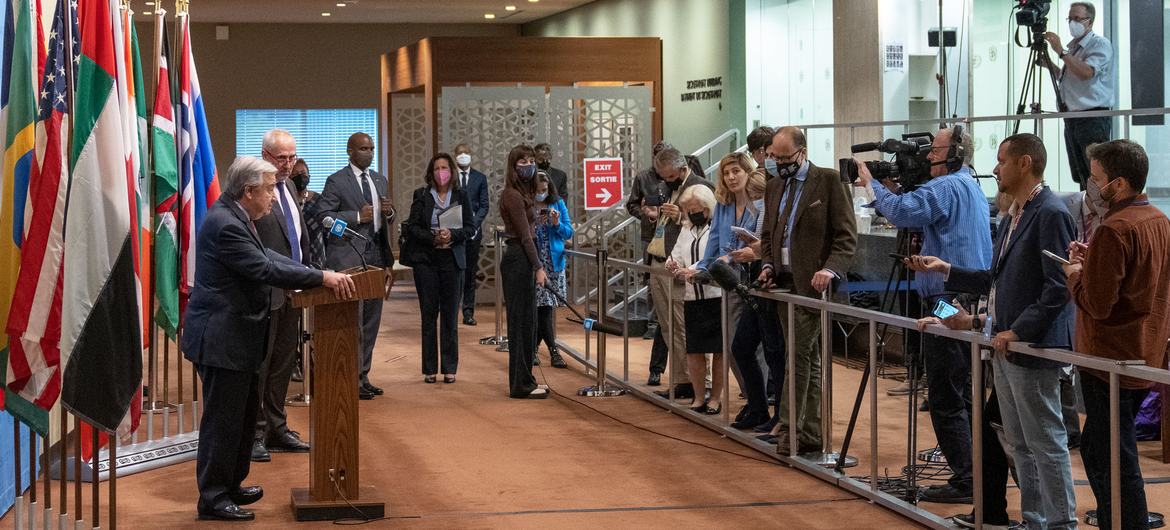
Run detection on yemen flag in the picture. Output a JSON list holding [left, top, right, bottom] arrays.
[[60, 0, 142, 432], [151, 11, 178, 338]]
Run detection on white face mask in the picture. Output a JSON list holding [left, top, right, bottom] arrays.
[[455, 153, 472, 167], [1069, 20, 1087, 39]]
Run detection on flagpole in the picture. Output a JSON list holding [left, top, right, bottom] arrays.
[[142, 4, 161, 423], [174, 0, 186, 432]]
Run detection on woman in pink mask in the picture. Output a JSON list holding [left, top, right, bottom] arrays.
[[401, 152, 476, 383]]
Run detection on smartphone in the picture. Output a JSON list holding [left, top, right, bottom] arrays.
[[539, 208, 550, 216], [1042, 249, 1071, 265], [888, 252, 909, 261], [932, 299, 960, 320]]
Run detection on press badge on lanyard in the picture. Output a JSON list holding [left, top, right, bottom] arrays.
[[781, 247, 791, 267]]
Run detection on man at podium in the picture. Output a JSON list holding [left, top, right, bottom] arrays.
[[183, 156, 355, 521]]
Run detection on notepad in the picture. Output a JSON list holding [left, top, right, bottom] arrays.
[[730, 226, 760, 242], [438, 205, 463, 230]]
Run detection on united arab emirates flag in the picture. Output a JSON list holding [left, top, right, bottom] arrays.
[[59, 0, 141, 432]]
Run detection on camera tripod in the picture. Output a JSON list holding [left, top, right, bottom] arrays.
[[1013, 27, 1067, 134]]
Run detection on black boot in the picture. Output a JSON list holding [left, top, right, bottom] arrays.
[[549, 347, 568, 369]]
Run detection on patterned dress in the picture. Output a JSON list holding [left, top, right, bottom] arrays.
[[535, 215, 567, 308]]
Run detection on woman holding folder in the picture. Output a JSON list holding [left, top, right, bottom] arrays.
[[402, 152, 475, 383]]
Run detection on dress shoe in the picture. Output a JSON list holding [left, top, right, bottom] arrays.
[[229, 486, 264, 506], [689, 401, 708, 412], [754, 416, 779, 433], [652, 383, 695, 400], [756, 433, 779, 443], [646, 372, 662, 386], [704, 404, 722, 415], [267, 431, 310, 453], [444, 374, 456, 384], [951, 512, 1021, 529], [250, 440, 270, 462], [463, 316, 477, 326], [919, 484, 973, 504], [549, 348, 568, 368], [198, 503, 255, 521], [731, 412, 770, 430], [887, 377, 925, 396], [919, 399, 930, 412], [641, 322, 658, 340], [359, 387, 376, 400], [362, 382, 384, 395], [510, 388, 548, 399], [291, 366, 304, 383]]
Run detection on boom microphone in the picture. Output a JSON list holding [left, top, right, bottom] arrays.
[[697, 259, 759, 312], [548, 289, 624, 337]]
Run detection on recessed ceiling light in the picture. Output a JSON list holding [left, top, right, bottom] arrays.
[[484, 13, 496, 19], [142, 10, 152, 14], [505, 5, 516, 10], [145, 1, 154, 5], [321, 12, 331, 16], [528, 0, 538, 3], [337, 2, 346, 6]]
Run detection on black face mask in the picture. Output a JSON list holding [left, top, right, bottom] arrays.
[[688, 212, 708, 227], [537, 160, 551, 170], [291, 173, 309, 193]]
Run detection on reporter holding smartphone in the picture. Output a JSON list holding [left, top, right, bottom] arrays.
[[532, 171, 573, 369], [910, 134, 1078, 528]]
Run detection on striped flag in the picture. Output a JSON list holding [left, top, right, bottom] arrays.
[[176, 9, 219, 302], [0, 0, 44, 422], [151, 10, 179, 338], [59, 0, 141, 432], [123, 3, 149, 351], [3, 0, 75, 436]]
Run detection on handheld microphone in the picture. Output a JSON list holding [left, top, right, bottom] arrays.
[[322, 216, 369, 271], [322, 216, 369, 241], [699, 259, 759, 312]]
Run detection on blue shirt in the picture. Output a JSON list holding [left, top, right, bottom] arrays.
[[697, 197, 765, 270], [870, 166, 992, 297], [779, 161, 810, 250], [1059, 31, 1114, 111]]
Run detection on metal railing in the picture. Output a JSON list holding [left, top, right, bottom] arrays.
[[690, 129, 740, 178], [555, 247, 1170, 530]]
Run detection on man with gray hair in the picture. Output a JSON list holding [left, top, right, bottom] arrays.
[[251, 129, 313, 462], [646, 146, 713, 400], [184, 156, 353, 521]]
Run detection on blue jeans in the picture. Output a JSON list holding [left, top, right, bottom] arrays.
[[992, 355, 1077, 529], [1080, 374, 1150, 530]]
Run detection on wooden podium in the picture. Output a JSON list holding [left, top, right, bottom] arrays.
[[289, 267, 387, 521]]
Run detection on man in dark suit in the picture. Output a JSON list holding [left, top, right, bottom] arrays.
[[454, 143, 490, 325], [757, 126, 856, 455], [184, 156, 353, 521], [250, 129, 312, 463], [318, 132, 395, 400], [909, 134, 1078, 527], [535, 142, 569, 209]]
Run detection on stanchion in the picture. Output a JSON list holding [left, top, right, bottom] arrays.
[[479, 229, 507, 350], [29, 428, 38, 530], [14, 416, 24, 530], [109, 442, 116, 530], [44, 431, 53, 529], [971, 340, 984, 529], [287, 308, 312, 407], [59, 412, 68, 530], [806, 290, 856, 468], [578, 249, 625, 397]]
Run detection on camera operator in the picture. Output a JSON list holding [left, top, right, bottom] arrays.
[[853, 126, 991, 504], [1044, 1, 1113, 190]]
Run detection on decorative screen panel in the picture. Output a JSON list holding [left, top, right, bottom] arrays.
[[390, 94, 431, 220]]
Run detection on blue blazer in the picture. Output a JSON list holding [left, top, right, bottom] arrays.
[[461, 167, 490, 240], [182, 195, 323, 373], [698, 198, 764, 270], [536, 198, 574, 272], [403, 186, 476, 270], [945, 187, 1076, 369]]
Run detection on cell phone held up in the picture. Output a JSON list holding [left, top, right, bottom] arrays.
[[932, 299, 960, 320]]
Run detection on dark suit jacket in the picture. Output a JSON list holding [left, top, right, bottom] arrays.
[[459, 167, 490, 240], [945, 187, 1075, 368], [760, 163, 857, 298], [181, 196, 323, 373], [546, 166, 569, 208], [255, 180, 311, 310], [403, 186, 477, 270], [318, 165, 394, 270]]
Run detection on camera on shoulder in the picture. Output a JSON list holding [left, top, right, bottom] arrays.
[[838, 132, 937, 192]]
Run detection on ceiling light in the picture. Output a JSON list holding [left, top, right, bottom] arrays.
[[145, 1, 154, 4], [321, 12, 331, 16], [142, 10, 152, 14], [505, 5, 516, 10], [484, 13, 496, 19], [337, 2, 346, 5], [528, 0, 538, 3]]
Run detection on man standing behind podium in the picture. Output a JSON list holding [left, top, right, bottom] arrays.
[[319, 132, 395, 400], [184, 157, 354, 521]]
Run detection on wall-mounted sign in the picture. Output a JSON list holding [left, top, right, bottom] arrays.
[[681, 76, 723, 102]]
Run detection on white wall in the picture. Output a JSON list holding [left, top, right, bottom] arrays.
[[523, 0, 736, 154]]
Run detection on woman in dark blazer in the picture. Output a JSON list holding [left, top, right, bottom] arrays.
[[403, 153, 475, 383]]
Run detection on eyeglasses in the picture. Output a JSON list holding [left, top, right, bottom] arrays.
[[766, 150, 802, 163], [264, 149, 297, 164], [1067, 15, 1091, 23]]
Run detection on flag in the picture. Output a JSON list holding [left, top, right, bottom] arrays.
[[176, 10, 218, 303], [3, 0, 75, 436], [151, 10, 178, 338], [125, 3, 148, 350], [0, 0, 43, 422], [59, 0, 141, 432]]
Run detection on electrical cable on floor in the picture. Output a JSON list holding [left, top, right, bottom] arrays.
[[329, 475, 422, 525], [533, 360, 786, 468]]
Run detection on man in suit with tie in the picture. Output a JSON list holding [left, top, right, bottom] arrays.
[[184, 156, 353, 521], [454, 143, 490, 325], [908, 134, 1079, 527], [318, 132, 395, 400], [250, 129, 313, 462], [757, 126, 857, 455], [535, 143, 569, 209]]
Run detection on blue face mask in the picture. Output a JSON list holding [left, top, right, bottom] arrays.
[[535, 192, 548, 202], [516, 164, 536, 180], [764, 158, 779, 178]]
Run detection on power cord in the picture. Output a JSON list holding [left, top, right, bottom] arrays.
[[533, 357, 786, 468], [328, 470, 422, 525]]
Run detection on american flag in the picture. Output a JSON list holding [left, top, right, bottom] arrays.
[[5, 0, 79, 413]]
